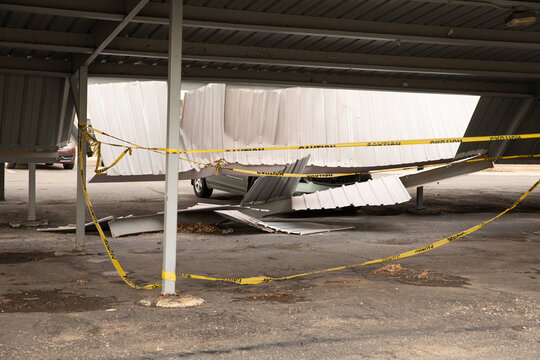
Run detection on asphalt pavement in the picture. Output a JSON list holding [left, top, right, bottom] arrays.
[[0, 163, 539, 359]]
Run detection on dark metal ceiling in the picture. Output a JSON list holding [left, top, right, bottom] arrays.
[[0, 0, 539, 96]]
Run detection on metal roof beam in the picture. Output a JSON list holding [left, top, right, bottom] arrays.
[[0, 27, 94, 54], [409, 0, 540, 11], [1, 0, 134, 13], [0, 3, 127, 22], [2, 27, 540, 79], [181, 20, 540, 51], [0, 56, 71, 77], [82, 0, 150, 67], [0, 27, 168, 57], [182, 6, 540, 51], [87, 63, 534, 97], [181, 42, 540, 79], [0, 1, 168, 23], [2, 3, 540, 50]]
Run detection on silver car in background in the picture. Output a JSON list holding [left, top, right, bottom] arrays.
[[191, 173, 371, 198]]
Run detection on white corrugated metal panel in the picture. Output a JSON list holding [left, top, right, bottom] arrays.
[[88, 81, 173, 175], [291, 175, 411, 210], [186, 85, 478, 171], [215, 209, 352, 235], [0, 74, 73, 152], [258, 221, 353, 235], [89, 82, 477, 176], [178, 203, 243, 212], [214, 210, 275, 233], [241, 155, 309, 205], [180, 83, 226, 168], [180, 85, 477, 170]]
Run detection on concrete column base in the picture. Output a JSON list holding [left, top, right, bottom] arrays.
[[139, 293, 204, 308]]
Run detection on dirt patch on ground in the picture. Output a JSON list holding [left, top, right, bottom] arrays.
[[0, 289, 115, 313], [245, 292, 305, 303], [178, 224, 224, 233], [0, 251, 56, 264], [370, 264, 470, 287], [372, 264, 406, 276]]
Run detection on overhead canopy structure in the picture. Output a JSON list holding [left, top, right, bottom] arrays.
[[1, 0, 539, 294], [0, 0, 539, 96], [2, 0, 538, 162]]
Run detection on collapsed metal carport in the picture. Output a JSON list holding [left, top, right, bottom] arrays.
[[0, 0, 539, 295]]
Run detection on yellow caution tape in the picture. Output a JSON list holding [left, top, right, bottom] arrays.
[[93, 142, 133, 175], [184, 154, 540, 179], [78, 132, 162, 290], [162, 271, 177, 281], [76, 125, 539, 289], [176, 176, 539, 285], [86, 124, 540, 155], [83, 124, 540, 178]]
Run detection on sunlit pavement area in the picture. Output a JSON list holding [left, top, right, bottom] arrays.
[[0, 163, 539, 359]]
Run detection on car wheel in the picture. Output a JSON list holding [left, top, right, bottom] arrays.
[[193, 178, 213, 198], [6, 162, 16, 169], [63, 163, 74, 170]]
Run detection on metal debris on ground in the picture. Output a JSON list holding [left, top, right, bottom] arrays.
[[177, 223, 223, 233], [8, 220, 48, 228], [372, 264, 406, 277]]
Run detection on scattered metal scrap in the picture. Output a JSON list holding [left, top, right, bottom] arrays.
[[215, 209, 353, 235], [38, 216, 112, 232], [291, 175, 411, 211], [40, 154, 494, 237]]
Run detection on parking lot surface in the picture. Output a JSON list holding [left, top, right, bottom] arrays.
[[1, 163, 539, 359]]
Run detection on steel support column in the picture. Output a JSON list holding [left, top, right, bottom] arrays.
[[28, 163, 36, 221], [161, 0, 182, 295], [416, 166, 424, 209], [416, 186, 424, 209], [75, 66, 88, 246], [0, 162, 5, 201]]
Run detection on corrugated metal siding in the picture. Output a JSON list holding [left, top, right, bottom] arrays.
[[89, 82, 477, 176], [0, 73, 73, 151], [256, 221, 353, 235], [456, 97, 540, 162], [501, 100, 540, 161], [87, 81, 168, 175], [456, 97, 520, 157], [183, 0, 540, 31], [291, 175, 411, 210], [214, 210, 275, 233], [241, 156, 309, 205], [214, 209, 353, 235], [181, 83, 477, 169]]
